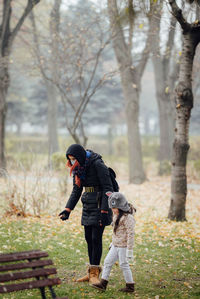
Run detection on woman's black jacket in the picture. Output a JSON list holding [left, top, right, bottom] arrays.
[[65, 151, 113, 226]]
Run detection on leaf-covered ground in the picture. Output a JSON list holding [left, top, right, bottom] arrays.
[[0, 176, 200, 298]]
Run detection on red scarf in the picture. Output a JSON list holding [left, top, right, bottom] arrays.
[[66, 160, 81, 187]]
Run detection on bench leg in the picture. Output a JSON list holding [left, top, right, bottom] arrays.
[[48, 286, 57, 299], [39, 286, 46, 299]]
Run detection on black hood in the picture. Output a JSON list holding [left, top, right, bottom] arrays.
[[66, 144, 86, 166]]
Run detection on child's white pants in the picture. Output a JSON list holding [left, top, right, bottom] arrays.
[[101, 245, 134, 283]]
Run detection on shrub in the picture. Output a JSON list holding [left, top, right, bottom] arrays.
[[158, 160, 171, 176], [192, 159, 200, 179], [6, 152, 47, 171], [142, 136, 159, 159], [193, 159, 200, 173], [5, 136, 48, 154], [52, 152, 66, 171], [113, 136, 128, 157], [4, 169, 62, 217], [51, 152, 68, 195], [188, 136, 200, 160]]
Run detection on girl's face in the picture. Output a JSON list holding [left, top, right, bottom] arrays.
[[112, 208, 119, 215]]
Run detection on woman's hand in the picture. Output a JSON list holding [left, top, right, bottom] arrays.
[[59, 208, 71, 221], [99, 210, 109, 226]]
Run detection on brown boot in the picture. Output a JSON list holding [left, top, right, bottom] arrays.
[[76, 266, 89, 282], [92, 279, 108, 291], [119, 283, 135, 293], [89, 265, 102, 285]]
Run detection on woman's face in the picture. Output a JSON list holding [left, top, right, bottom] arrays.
[[112, 208, 119, 215], [68, 155, 76, 165]]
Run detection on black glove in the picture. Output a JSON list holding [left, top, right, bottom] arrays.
[[59, 210, 70, 221], [99, 212, 109, 226]]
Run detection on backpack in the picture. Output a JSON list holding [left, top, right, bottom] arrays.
[[108, 167, 119, 192]]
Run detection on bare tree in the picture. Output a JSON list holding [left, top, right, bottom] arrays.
[[47, 0, 60, 155], [168, 0, 200, 221], [30, 0, 61, 160], [107, 0, 156, 183], [0, 0, 40, 170], [30, 2, 114, 147], [51, 5, 115, 146], [150, 0, 180, 173]]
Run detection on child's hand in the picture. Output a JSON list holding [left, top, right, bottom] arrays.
[[126, 249, 134, 262]]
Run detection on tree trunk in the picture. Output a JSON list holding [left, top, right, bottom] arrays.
[[168, 33, 197, 221], [16, 121, 22, 136], [153, 58, 172, 162], [158, 93, 172, 160], [144, 113, 150, 135], [0, 91, 6, 170], [47, 0, 61, 157], [150, 1, 177, 172], [120, 70, 145, 183], [0, 0, 40, 170], [45, 80, 59, 156], [107, 0, 145, 184], [30, 2, 60, 161], [0, 56, 9, 170], [168, 62, 180, 146], [107, 125, 113, 156]]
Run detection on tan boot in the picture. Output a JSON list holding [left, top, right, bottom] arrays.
[[89, 265, 102, 285], [76, 266, 89, 282]]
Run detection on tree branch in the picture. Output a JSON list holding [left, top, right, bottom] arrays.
[[136, 1, 159, 82], [150, 0, 163, 57], [168, 0, 191, 32], [165, 15, 176, 57], [163, 12, 177, 77], [0, 0, 12, 54], [107, 0, 129, 62], [9, 0, 40, 47], [74, 76, 105, 130], [128, 0, 134, 56], [73, 38, 110, 129]]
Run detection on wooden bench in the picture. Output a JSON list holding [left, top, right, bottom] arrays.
[[0, 249, 68, 299]]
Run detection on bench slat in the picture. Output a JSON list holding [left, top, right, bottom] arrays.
[[0, 250, 41, 255], [0, 250, 40, 258], [0, 268, 57, 282], [0, 277, 61, 293], [0, 259, 53, 272], [0, 251, 48, 263]]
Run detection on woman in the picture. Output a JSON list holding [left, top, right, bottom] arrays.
[[59, 144, 114, 284]]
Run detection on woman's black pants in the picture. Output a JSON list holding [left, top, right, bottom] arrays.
[[84, 225, 105, 265]]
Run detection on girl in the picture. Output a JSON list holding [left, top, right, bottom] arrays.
[[92, 191, 136, 293]]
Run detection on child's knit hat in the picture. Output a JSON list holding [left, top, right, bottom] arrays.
[[107, 192, 130, 212]]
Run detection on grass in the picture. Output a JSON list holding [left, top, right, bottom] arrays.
[[0, 205, 199, 299], [1, 145, 200, 298]]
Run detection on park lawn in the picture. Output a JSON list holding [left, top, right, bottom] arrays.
[[0, 178, 200, 298]]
